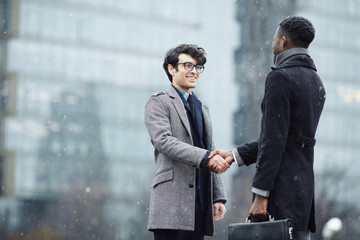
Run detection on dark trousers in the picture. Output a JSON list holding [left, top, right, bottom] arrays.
[[153, 197, 205, 240], [293, 231, 311, 240]]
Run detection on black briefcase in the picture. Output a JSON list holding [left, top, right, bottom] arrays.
[[228, 216, 293, 240]]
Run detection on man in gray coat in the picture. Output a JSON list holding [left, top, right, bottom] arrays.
[[145, 44, 228, 240]]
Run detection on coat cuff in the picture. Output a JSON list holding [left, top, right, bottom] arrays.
[[200, 151, 211, 169], [214, 199, 227, 204]]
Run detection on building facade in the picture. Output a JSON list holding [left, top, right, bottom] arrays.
[[0, 0, 238, 239]]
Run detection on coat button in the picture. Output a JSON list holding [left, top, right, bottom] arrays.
[[189, 184, 194, 188]]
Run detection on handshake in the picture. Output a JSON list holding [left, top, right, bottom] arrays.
[[207, 150, 235, 173]]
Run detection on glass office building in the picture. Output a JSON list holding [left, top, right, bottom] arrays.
[[303, 0, 360, 202], [0, 0, 238, 239]]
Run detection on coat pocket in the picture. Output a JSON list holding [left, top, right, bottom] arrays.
[[151, 168, 174, 188]]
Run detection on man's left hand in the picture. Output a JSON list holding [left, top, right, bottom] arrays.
[[249, 194, 268, 222], [213, 202, 226, 222]]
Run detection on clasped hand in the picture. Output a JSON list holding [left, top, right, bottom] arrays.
[[207, 149, 235, 173]]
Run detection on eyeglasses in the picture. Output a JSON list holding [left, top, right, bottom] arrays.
[[176, 62, 205, 73]]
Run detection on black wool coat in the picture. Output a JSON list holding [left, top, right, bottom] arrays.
[[237, 53, 326, 232]]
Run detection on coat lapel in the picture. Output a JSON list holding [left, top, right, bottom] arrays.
[[166, 86, 192, 138]]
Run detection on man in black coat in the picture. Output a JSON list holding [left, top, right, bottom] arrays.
[[211, 16, 326, 239]]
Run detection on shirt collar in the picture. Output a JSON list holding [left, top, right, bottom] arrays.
[[172, 85, 191, 101], [274, 47, 309, 67]]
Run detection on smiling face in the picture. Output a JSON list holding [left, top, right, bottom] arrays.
[[168, 53, 200, 94]]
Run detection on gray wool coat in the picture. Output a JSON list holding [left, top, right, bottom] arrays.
[[144, 85, 226, 236]]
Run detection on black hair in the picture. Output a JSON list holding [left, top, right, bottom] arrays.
[[163, 44, 207, 82], [278, 16, 315, 48]]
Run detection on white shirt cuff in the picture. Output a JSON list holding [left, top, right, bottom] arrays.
[[252, 187, 270, 197], [232, 149, 245, 167]]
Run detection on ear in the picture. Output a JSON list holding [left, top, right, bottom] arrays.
[[168, 64, 176, 76], [280, 36, 288, 48]]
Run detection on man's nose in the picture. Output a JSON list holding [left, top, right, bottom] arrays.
[[190, 67, 197, 73]]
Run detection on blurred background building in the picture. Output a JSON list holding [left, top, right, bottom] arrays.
[[0, 0, 237, 239], [0, 0, 359, 240]]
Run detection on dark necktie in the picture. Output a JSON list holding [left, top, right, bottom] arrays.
[[188, 94, 195, 115]]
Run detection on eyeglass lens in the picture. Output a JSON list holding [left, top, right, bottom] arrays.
[[183, 62, 204, 73]]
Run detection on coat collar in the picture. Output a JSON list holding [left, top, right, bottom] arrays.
[[274, 47, 309, 66], [167, 85, 201, 102], [272, 47, 317, 72]]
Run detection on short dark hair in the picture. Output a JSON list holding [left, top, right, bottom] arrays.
[[163, 44, 207, 82], [278, 16, 315, 48]]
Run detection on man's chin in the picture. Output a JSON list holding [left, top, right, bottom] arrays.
[[188, 83, 197, 89]]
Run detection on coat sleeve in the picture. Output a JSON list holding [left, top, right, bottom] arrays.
[[252, 70, 291, 191], [236, 140, 258, 166], [144, 95, 208, 168], [212, 172, 227, 203]]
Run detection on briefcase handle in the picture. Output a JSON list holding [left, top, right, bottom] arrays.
[[245, 212, 274, 223]]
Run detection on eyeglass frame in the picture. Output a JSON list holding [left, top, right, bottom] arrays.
[[176, 62, 205, 73]]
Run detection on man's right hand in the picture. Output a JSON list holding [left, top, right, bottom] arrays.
[[209, 149, 235, 166], [207, 154, 230, 173]]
